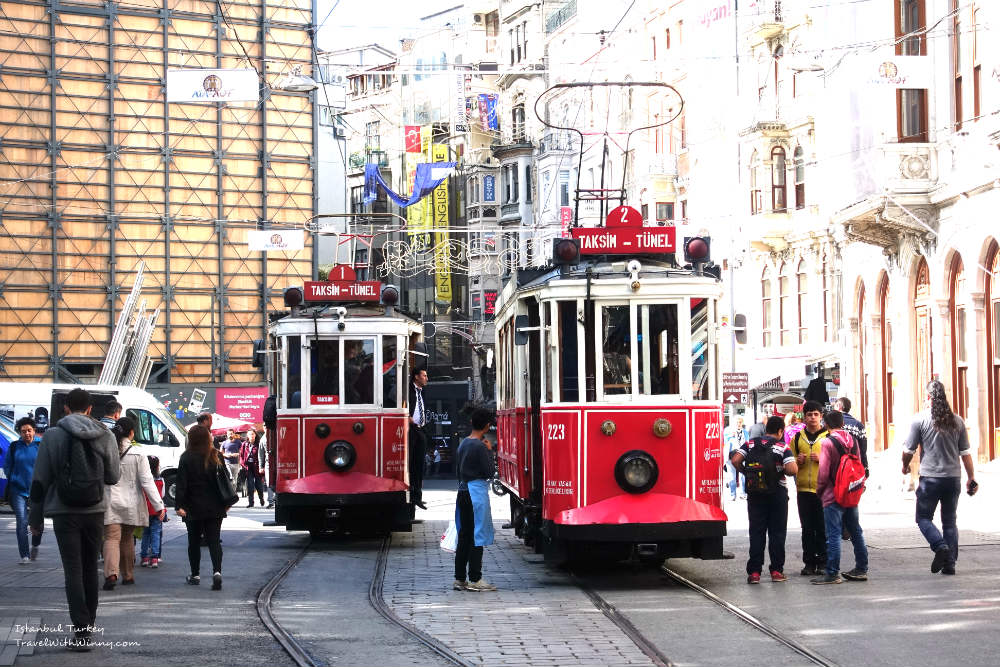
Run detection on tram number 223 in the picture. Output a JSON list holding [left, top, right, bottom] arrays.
[[704, 421, 720, 440], [546, 424, 566, 441]]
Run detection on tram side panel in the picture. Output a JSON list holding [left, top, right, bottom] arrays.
[[692, 409, 724, 509], [497, 408, 532, 498], [539, 409, 580, 520]]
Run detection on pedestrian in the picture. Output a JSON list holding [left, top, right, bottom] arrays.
[[222, 429, 243, 496], [408, 367, 430, 510], [812, 410, 869, 584], [99, 400, 122, 429], [259, 430, 275, 509], [453, 407, 498, 592], [783, 410, 804, 447], [175, 424, 229, 590], [140, 455, 166, 568], [28, 388, 120, 651], [196, 412, 213, 430], [747, 412, 767, 439], [902, 380, 977, 576], [103, 417, 165, 590], [730, 416, 797, 584], [790, 401, 828, 576], [433, 448, 442, 477], [6, 417, 43, 563], [240, 430, 266, 508], [724, 417, 748, 500], [835, 397, 870, 477]]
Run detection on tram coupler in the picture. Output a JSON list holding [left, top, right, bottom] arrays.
[[636, 543, 658, 557], [325, 508, 342, 519]]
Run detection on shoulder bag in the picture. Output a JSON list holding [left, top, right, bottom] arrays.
[[214, 462, 238, 506]]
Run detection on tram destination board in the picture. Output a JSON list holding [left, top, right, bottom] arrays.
[[304, 280, 381, 302], [570, 225, 676, 255], [722, 372, 749, 405]]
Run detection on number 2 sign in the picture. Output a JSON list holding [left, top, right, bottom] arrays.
[[605, 205, 643, 228]]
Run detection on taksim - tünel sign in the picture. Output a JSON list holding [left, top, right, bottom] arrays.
[[303, 281, 381, 302]]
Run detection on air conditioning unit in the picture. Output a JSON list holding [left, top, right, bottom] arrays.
[[332, 127, 346, 139], [473, 13, 483, 24]]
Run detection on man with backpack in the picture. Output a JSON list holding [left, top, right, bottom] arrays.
[[812, 410, 869, 585], [29, 388, 120, 651], [730, 416, 797, 584]]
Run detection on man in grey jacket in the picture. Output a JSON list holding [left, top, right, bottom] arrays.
[[29, 388, 120, 652]]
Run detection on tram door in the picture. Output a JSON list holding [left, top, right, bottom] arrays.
[[525, 298, 545, 496]]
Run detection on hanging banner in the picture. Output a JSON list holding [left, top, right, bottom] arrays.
[[453, 71, 468, 131], [483, 175, 496, 202], [404, 126, 422, 153], [166, 69, 260, 103], [861, 56, 933, 89], [248, 229, 305, 251], [432, 143, 452, 304]]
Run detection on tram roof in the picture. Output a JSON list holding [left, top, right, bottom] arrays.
[[513, 258, 722, 292], [268, 305, 422, 336]]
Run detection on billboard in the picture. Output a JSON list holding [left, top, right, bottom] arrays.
[[431, 142, 452, 304]]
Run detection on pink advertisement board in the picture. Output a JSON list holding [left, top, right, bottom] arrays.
[[215, 387, 268, 422]]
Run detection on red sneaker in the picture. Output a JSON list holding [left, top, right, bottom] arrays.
[[140, 558, 150, 568], [747, 573, 761, 584], [770, 570, 788, 582]]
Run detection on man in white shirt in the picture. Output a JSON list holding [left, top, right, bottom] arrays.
[[408, 368, 430, 510]]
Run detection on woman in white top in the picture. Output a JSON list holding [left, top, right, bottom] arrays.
[[103, 416, 165, 590]]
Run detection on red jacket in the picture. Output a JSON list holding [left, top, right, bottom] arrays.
[[145, 478, 164, 516]]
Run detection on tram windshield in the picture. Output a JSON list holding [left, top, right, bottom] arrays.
[[691, 298, 711, 400]]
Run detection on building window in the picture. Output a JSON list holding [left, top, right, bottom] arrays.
[[822, 253, 831, 342], [954, 1, 963, 131], [914, 258, 934, 403], [680, 113, 687, 149], [509, 29, 514, 64], [559, 170, 570, 207], [525, 165, 532, 203], [950, 255, 968, 419], [779, 262, 792, 345], [655, 202, 674, 223], [771, 146, 787, 213], [522, 21, 528, 60], [878, 274, 894, 451], [681, 200, 688, 221], [797, 259, 808, 344], [762, 266, 773, 347], [468, 176, 479, 204], [665, 28, 670, 49], [896, 0, 926, 56], [859, 285, 869, 423], [986, 240, 1000, 459], [750, 150, 761, 215], [512, 103, 526, 142], [511, 164, 519, 203], [503, 166, 511, 203], [794, 145, 805, 209]]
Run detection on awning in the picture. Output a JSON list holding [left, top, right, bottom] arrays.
[[748, 350, 841, 392]]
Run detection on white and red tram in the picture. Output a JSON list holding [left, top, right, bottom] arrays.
[[265, 269, 424, 535], [494, 226, 727, 564]]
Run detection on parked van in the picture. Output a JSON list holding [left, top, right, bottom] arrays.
[[0, 383, 187, 505]]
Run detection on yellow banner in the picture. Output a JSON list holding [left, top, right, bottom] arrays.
[[431, 142, 452, 304]]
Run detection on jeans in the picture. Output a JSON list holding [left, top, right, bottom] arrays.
[[915, 476, 961, 564], [823, 503, 868, 575], [245, 470, 265, 505], [141, 515, 163, 559], [797, 491, 827, 567], [10, 493, 42, 558], [746, 489, 788, 574], [185, 517, 223, 577], [454, 489, 483, 582], [52, 513, 103, 633], [728, 466, 744, 499]]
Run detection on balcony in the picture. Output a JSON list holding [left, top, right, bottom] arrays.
[[752, 0, 785, 40], [537, 131, 574, 156], [545, 0, 576, 34], [348, 150, 390, 170], [648, 154, 678, 178]]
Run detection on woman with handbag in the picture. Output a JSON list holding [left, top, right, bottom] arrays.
[[103, 417, 166, 590], [175, 424, 232, 590]]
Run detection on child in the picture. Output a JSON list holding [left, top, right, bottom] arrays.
[[140, 455, 166, 568]]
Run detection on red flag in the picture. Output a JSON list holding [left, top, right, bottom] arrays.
[[404, 126, 421, 153]]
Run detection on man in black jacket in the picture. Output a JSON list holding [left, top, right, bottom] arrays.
[[30, 388, 120, 652], [408, 367, 430, 510]]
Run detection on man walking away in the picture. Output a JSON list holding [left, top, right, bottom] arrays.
[[453, 408, 497, 592], [730, 416, 797, 584], [835, 397, 869, 477], [812, 410, 869, 585], [408, 367, 430, 510], [902, 380, 977, 576], [791, 401, 828, 576], [29, 388, 120, 651]]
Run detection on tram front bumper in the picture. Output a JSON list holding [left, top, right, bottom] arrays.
[[550, 492, 728, 543]]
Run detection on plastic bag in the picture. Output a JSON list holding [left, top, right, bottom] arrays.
[[440, 520, 458, 553]]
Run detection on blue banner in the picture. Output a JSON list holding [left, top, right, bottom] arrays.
[[363, 161, 456, 208], [483, 175, 495, 202]]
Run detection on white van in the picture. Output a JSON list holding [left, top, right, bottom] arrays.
[[0, 383, 187, 505]]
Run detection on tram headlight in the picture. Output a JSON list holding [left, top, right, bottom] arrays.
[[614, 450, 658, 494], [324, 440, 356, 472]]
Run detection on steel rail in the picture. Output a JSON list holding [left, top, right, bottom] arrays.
[[574, 578, 676, 667], [661, 567, 838, 667], [256, 544, 321, 667], [369, 535, 479, 667]]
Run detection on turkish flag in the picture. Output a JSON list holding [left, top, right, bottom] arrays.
[[404, 126, 421, 153]]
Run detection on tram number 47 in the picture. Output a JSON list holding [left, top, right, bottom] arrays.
[[705, 422, 720, 440], [547, 424, 566, 440]]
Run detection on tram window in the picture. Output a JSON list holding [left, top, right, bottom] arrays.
[[601, 306, 632, 395], [382, 336, 399, 408], [558, 301, 579, 402], [287, 335, 302, 408], [543, 304, 553, 402], [311, 339, 341, 404], [691, 298, 711, 400], [639, 304, 679, 395], [344, 339, 375, 405]]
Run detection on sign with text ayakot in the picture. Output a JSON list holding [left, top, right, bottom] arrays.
[[248, 229, 304, 251], [166, 69, 260, 103]]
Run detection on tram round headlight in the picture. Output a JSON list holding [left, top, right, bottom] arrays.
[[324, 440, 356, 471], [614, 450, 658, 494]]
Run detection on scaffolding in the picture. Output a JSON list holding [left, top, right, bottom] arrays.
[[0, 0, 316, 383]]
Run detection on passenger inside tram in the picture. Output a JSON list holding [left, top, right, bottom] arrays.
[[311, 339, 341, 402], [344, 339, 375, 405], [602, 305, 632, 395]]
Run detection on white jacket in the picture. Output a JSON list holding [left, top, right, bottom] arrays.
[[104, 443, 164, 527]]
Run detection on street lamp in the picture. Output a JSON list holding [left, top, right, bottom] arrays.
[[274, 66, 319, 92]]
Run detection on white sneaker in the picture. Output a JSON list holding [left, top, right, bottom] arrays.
[[465, 579, 497, 592], [19, 557, 30, 564], [453, 579, 468, 591]]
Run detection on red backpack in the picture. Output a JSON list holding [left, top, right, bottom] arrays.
[[830, 431, 866, 507]]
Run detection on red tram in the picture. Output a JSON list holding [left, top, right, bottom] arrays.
[[494, 228, 727, 565], [265, 269, 423, 535]]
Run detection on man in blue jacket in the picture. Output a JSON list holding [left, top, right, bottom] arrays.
[[6, 417, 43, 563], [453, 407, 497, 592]]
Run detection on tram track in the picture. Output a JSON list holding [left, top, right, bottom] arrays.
[[660, 566, 838, 667], [257, 544, 321, 667], [574, 577, 676, 667]]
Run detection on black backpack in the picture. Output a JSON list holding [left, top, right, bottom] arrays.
[[56, 428, 105, 508], [743, 437, 779, 495]]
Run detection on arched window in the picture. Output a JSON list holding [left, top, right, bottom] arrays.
[[822, 252, 831, 342], [794, 145, 805, 209], [878, 274, 893, 451], [771, 146, 787, 212], [797, 259, 808, 343], [750, 150, 761, 214], [762, 266, 773, 346], [913, 258, 934, 403], [986, 241, 1000, 459], [949, 255, 968, 419], [858, 285, 869, 424], [779, 262, 792, 345]]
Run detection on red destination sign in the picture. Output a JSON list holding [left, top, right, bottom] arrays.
[[304, 281, 381, 302], [605, 205, 643, 227], [570, 226, 676, 255]]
